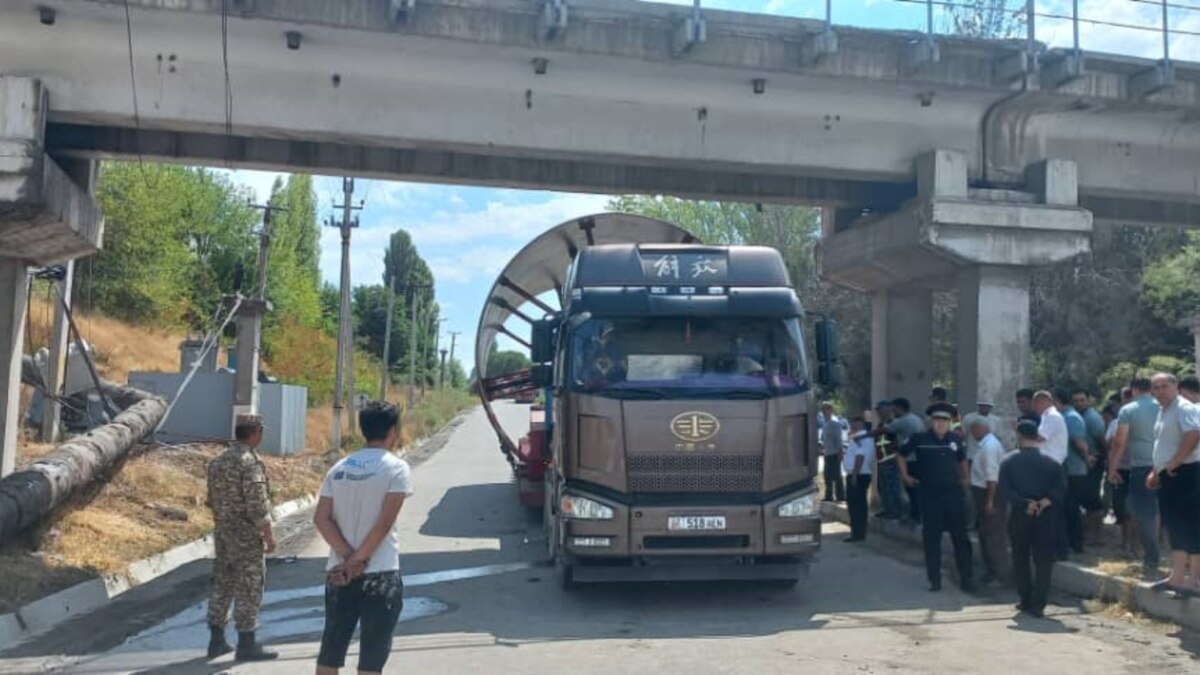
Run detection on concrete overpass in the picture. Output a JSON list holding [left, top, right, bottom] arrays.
[[2, 0, 1200, 470]]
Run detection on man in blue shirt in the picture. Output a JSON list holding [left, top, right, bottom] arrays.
[[1062, 395, 1091, 555], [1109, 376, 1162, 575], [1072, 389, 1108, 545]]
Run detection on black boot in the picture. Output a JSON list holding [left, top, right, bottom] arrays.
[[235, 631, 278, 661], [206, 625, 232, 659]]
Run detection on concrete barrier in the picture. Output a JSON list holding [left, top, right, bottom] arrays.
[[821, 501, 1200, 631], [0, 494, 315, 652]]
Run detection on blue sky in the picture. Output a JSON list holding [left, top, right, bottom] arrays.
[[225, 0, 1200, 374]]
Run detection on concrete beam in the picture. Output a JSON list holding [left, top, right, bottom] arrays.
[[44, 123, 916, 210], [1, 260, 28, 478], [821, 193, 1092, 291]]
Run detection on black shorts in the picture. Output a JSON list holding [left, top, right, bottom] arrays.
[[317, 571, 404, 672], [1157, 463, 1200, 555]]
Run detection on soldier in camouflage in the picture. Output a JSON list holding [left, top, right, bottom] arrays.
[[205, 413, 278, 661]]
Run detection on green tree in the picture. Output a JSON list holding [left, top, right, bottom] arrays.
[[487, 349, 532, 378], [262, 175, 323, 340], [87, 163, 257, 328], [448, 359, 468, 389]]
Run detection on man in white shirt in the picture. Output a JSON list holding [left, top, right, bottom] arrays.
[[314, 401, 413, 675], [969, 419, 1008, 584], [1147, 374, 1200, 595], [843, 417, 875, 543], [1033, 390, 1071, 559], [820, 401, 847, 503], [961, 401, 995, 461], [1034, 391, 1068, 465]]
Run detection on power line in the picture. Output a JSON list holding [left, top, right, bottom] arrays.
[[221, 0, 235, 167], [121, 0, 157, 190]]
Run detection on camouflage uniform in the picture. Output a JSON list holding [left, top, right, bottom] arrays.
[[206, 441, 272, 632]]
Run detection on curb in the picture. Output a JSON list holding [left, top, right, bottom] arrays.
[[0, 494, 316, 652], [820, 501, 1200, 631]]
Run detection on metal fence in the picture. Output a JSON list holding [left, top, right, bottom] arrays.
[[666, 0, 1200, 65]]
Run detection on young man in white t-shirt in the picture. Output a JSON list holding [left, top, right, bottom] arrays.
[[314, 401, 413, 675]]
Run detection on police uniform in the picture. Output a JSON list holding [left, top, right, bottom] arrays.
[[900, 403, 974, 592], [1000, 420, 1067, 618], [205, 414, 277, 661]]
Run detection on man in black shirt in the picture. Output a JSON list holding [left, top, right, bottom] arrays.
[[1000, 417, 1067, 619], [898, 402, 974, 592]]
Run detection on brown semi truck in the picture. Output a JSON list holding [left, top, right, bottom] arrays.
[[476, 214, 838, 588]]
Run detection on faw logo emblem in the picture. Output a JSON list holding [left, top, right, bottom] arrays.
[[670, 412, 720, 443]]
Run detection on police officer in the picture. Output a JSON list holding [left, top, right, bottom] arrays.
[[1000, 416, 1066, 618], [898, 402, 975, 592], [206, 413, 278, 661]]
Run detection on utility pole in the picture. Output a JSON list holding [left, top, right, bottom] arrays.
[[233, 201, 285, 426], [447, 331, 460, 388], [439, 348, 448, 389], [380, 275, 396, 401], [407, 287, 418, 412], [326, 177, 362, 451]]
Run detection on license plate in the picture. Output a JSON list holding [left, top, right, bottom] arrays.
[[668, 515, 726, 531]]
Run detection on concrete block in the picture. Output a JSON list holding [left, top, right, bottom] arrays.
[[1040, 52, 1085, 89], [801, 29, 838, 66], [904, 38, 940, 74], [916, 150, 968, 201], [0, 154, 104, 265], [0, 78, 46, 142], [994, 50, 1033, 84], [1128, 61, 1174, 101], [1026, 159, 1079, 206]]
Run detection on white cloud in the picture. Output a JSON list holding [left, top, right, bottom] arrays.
[[1037, 0, 1200, 61], [404, 193, 609, 249]]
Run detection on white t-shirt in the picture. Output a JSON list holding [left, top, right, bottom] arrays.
[[320, 448, 413, 574], [1038, 407, 1069, 465], [843, 432, 875, 475], [1153, 397, 1200, 470], [969, 433, 1004, 488], [961, 412, 993, 460]]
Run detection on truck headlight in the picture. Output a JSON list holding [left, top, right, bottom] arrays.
[[777, 492, 818, 518], [561, 494, 615, 520]]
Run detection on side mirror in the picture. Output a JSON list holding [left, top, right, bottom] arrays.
[[530, 317, 558, 364], [814, 318, 842, 388], [530, 364, 554, 389]]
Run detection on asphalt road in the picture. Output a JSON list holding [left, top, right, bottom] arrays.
[[3, 401, 1198, 674]]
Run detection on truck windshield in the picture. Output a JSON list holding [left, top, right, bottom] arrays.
[[568, 317, 808, 398]]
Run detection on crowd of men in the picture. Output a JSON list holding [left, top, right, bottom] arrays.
[[819, 374, 1200, 617]]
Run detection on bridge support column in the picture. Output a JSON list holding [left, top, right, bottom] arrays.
[[870, 288, 933, 409], [955, 266, 1030, 419], [822, 150, 1092, 420], [0, 77, 104, 476]]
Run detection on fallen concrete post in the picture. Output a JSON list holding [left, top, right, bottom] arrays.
[[0, 394, 166, 544]]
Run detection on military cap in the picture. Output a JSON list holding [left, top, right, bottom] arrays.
[[927, 402, 956, 420], [235, 413, 264, 429]]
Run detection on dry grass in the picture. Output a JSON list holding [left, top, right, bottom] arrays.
[[25, 297, 184, 384]]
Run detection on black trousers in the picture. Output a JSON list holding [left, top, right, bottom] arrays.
[[847, 474, 872, 540], [1055, 466, 1071, 558], [905, 461, 921, 521], [823, 455, 845, 502], [919, 485, 972, 586], [1009, 505, 1056, 611], [1065, 474, 1090, 553]]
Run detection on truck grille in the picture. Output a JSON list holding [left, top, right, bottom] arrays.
[[643, 535, 750, 550], [627, 454, 763, 493]]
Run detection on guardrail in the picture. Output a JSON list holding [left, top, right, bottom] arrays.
[[660, 0, 1199, 65]]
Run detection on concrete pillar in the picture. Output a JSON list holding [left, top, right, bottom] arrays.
[[1, 260, 30, 477], [40, 260, 73, 443], [871, 287, 932, 409], [955, 265, 1030, 422], [232, 300, 269, 428]]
